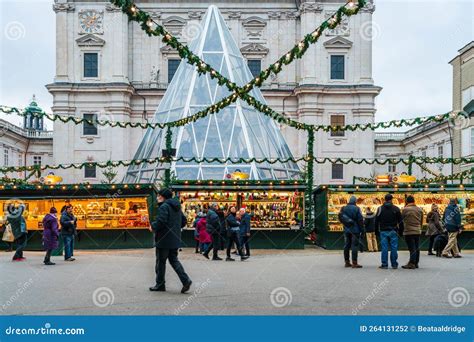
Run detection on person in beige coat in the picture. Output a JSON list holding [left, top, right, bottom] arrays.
[[401, 195, 423, 269]]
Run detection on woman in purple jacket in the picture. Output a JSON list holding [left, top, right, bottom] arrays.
[[42, 207, 59, 265]]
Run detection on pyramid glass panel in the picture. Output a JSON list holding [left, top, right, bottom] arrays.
[[123, 5, 299, 183]]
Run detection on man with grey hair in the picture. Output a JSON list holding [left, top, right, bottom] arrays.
[[203, 203, 223, 260]]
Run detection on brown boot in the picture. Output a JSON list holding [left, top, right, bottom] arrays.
[[402, 263, 416, 269], [351, 262, 363, 268], [345, 261, 352, 268]]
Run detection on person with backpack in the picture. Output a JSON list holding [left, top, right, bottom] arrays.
[[338, 196, 364, 268], [203, 203, 222, 260], [150, 188, 192, 293], [441, 198, 462, 258], [375, 194, 404, 269]]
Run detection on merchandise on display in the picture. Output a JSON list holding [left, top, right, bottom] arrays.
[[327, 191, 473, 232], [0, 197, 150, 230], [179, 191, 304, 229]]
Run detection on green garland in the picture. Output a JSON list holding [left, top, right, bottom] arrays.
[[1, 156, 472, 174], [1, 105, 468, 134], [305, 129, 315, 233], [353, 177, 376, 184], [419, 169, 474, 184]]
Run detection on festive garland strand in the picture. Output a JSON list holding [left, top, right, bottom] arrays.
[[419, 168, 474, 184], [1, 105, 468, 134], [2, 156, 472, 174]]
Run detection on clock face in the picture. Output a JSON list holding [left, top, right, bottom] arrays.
[[79, 10, 103, 34]]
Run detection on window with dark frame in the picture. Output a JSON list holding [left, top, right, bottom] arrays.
[[247, 59, 262, 78], [388, 162, 396, 173], [3, 149, 8, 166], [84, 53, 98, 78], [330, 55, 345, 80], [330, 114, 345, 137], [33, 156, 42, 166], [438, 145, 444, 158], [84, 164, 97, 178], [168, 59, 180, 83], [331, 164, 344, 180], [83, 113, 98, 136]]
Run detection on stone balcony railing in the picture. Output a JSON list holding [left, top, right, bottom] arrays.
[[0, 118, 53, 139]]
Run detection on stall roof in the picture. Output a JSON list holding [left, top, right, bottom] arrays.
[[313, 184, 473, 194], [169, 180, 306, 192], [0, 183, 155, 198]]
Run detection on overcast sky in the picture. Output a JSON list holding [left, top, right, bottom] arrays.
[[0, 0, 472, 129]]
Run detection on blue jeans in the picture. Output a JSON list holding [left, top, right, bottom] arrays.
[[380, 230, 398, 267], [63, 234, 74, 260]]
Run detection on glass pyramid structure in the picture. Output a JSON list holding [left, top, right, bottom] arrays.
[[124, 5, 300, 183]]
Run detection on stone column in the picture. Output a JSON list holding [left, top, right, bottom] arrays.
[[299, 2, 322, 84], [53, 2, 75, 82], [358, 0, 375, 84]]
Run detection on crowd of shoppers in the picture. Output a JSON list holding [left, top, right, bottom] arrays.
[[338, 193, 464, 270]]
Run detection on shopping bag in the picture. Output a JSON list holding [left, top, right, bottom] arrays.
[[2, 223, 14, 242]]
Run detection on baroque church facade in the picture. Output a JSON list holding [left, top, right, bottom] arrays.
[[47, 0, 380, 184]]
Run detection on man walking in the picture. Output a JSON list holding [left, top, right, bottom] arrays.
[[203, 203, 223, 260], [60, 205, 77, 262], [375, 194, 404, 269], [239, 207, 251, 257], [401, 195, 423, 269], [338, 196, 364, 268], [441, 199, 462, 258], [150, 188, 192, 293]]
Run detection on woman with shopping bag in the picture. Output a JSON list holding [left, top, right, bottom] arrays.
[[6, 204, 28, 261]]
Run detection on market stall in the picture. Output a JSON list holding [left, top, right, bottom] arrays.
[[313, 184, 474, 249], [0, 184, 156, 250], [173, 180, 306, 249]]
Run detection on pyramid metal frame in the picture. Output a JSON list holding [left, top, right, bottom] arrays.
[[124, 5, 300, 183]]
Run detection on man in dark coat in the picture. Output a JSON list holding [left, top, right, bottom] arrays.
[[42, 207, 59, 265], [375, 194, 404, 269], [203, 203, 223, 260], [338, 196, 364, 268], [239, 208, 251, 257], [150, 188, 192, 293], [60, 205, 77, 261]]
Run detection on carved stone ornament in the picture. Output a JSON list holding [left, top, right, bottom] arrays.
[[162, 16, 186, 37], [242, 16, 266, 40], [240, 43, 269, 57], [53, 2, 75, 13], [76, 34, 106, 47], [299, 2, 323, 14]]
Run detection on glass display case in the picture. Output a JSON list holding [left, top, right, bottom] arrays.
[[179, 190, 304, 229], [0, 197, 150, 230], [327, 191, 473, 232]]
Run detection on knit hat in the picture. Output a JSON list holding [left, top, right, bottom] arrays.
[[158, 188, 173, 199], [50, 207, 58, 214], [349, 196, 357, 204]]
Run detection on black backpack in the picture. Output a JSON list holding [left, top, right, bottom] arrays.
[[338, 207, 355, 227]]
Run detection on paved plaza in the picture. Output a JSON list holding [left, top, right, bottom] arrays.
[[0, 248, 472, 316]]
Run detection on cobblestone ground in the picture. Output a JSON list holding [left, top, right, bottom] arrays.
[[0, 248, 472, 315]]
